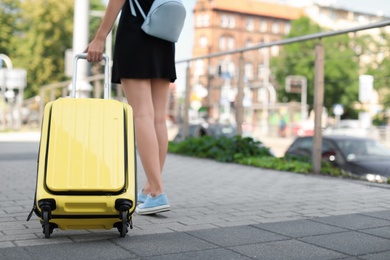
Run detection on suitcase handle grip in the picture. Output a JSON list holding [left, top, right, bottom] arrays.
[[71, 53, 110, 99]]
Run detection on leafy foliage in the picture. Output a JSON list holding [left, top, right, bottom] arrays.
[[0, 0, 106, 98], [0, 0, 21, 57], [271, 16, 360, 118], [364, 30, 390, 110], [168, 136, 345, 176], [13, 0, 74, 97], [169, 135, 273, 162]]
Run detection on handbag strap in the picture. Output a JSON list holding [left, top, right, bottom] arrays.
[[129, 0, 146, 19]]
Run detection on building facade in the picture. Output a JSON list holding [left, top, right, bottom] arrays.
[[304, 3, 387, 30], [191, 0, 302, 122]]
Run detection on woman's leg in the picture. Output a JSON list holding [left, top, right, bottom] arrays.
[[121, 78, 164, 197], [132, 79, 170, 194], [151, 79, 170, 170]]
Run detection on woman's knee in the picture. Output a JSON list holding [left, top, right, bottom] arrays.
[[154, 115, 166, 126]]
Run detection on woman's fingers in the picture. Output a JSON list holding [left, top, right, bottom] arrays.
[[85, 46, 103, 62], [88, 53, 102, 62]]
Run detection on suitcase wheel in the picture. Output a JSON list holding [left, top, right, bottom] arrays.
[[118, 210, 128, 237], [42, 211, 54, 238], [38, 199, 56, 238], [115, 200, 133, 237]]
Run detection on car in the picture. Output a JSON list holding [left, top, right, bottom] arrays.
[[284, 135, 390, 183], [173, 122, 209, 142], [173, 120, 241, 142], [207, 123, 236, 138]]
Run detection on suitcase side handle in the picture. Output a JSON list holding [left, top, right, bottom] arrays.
[[71, 53, 110, 99]]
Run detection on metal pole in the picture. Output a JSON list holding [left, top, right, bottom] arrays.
[[206, 58, 211, 117], [73, 0, 90, 97], [39, 89, 45, 127], [262, 41, 270, 135], [236, 53, 245, 135], [301, 77, 307, 122], [183, 62, 191, 139], [73, 0, 89, 74], [312, 40, 325, 174]]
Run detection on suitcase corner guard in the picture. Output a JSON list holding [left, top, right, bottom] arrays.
[[115, 199, 133, 212]]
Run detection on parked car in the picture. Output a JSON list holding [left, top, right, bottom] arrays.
[[284, 135, 390, 183], [173, 122, 256, 142], [173, 122, 209, 142], [207, 123, 237, 138]]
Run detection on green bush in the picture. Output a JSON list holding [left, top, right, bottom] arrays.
[[169, 135, 272, 162], [168, 135, 346, 176]]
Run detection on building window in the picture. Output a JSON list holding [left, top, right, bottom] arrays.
[[284, 22, 291, 35], [245, 63, 254, 80], [330, 11, 337, 21], [219, 37, 226, 50], [259, 46, 268, 56], [245, 39, 252, 48], [272, 21, 280, 34], [246, 18, 254, 31], [219, 36, 235, 50], [199, 36, 208, 48], [258, 63, 265, 78], [196, 14, 210, 27], [227, 37, 235, 49], [229, 16, 236, 28], [271, 45, 279, 56], [221, 15, 229, 28], [221, 14, 235, 28], [260, 19, 267, 32], [194, 59, 204, 77], [337, 11, 347, 20], [227, 61, 235, 77], [218, 60, 235, 78], [357, 15, 367, 23]]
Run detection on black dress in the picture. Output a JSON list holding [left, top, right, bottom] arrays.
[[112, 0, 177, 84]]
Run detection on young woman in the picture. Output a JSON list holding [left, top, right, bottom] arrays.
[[85, 0, 176, 215]]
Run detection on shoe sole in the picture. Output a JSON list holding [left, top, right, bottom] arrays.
[[136, 205, 171, 215]]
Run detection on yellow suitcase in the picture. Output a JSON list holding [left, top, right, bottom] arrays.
[[27, 54, 136, 238]]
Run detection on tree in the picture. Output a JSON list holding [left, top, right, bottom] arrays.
[[11, 0, 74, 98], [0, 1, 21, 58], [363, 30, 390, 109], [8, 0, 106, 98], [271, 16, 360, 118]]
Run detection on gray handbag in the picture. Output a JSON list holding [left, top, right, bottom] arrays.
[[129, 0, 186, 42]]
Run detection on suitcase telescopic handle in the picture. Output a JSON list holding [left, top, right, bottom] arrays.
[[71, 53, 110, 99]]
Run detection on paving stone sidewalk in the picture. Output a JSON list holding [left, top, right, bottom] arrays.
[[1, 138, 390, 259]]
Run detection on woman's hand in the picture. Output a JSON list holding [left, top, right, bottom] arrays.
[[85, 37, 105, 62]]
